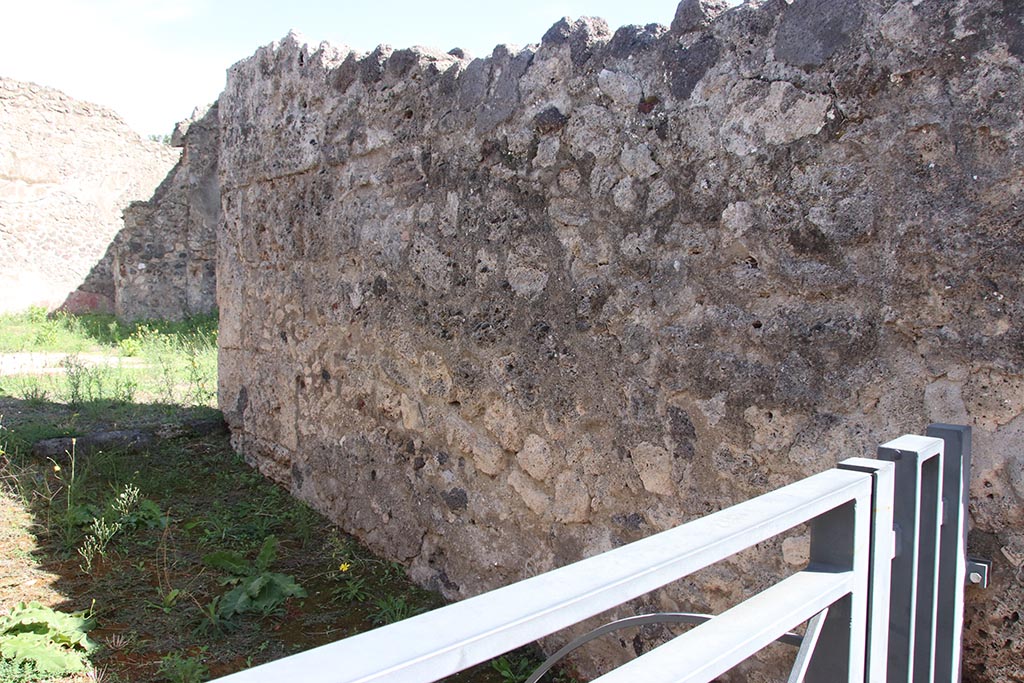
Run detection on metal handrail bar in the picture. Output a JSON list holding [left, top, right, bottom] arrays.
[[213, 469, 874, 683]]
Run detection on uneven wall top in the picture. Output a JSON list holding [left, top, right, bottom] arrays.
[[0, 77, 179, 313], [217, 1, 1024, 679]]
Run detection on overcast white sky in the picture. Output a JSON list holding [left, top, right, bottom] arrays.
[[0, 0, 720, 137]]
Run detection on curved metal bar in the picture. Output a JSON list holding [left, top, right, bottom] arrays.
[[525, 612, 805, 683]]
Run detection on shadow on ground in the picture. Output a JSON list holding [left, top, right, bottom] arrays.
[[0, 394, 520, 683]]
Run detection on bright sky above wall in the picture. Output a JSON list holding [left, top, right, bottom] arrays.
[[2, 0, 742, 137]]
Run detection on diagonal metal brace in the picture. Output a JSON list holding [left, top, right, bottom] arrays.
[[787, 608, 829, 683]]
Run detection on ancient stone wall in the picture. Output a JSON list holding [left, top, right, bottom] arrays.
[[114, 105, 220, 321], [0, 77, 179, 314], [216, 2, 1024, 679]]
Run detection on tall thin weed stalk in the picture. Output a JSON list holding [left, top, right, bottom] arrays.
[[48, 439, 82, 551]]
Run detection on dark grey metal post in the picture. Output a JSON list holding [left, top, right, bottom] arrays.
[[803, 500, 859, 682], [877, 434, 945, 683], [926, 424, 971, 683]]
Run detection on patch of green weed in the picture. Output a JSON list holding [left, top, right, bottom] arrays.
[[204, 535, 306, 620], [185, 498, 277, 551], [77, 482, 164, 571], [146, 588, 184, 615], [489, 650, 579, 683], [0, 601, 96, 677], [157, 649, 208, 683], [331, 574, 370, 603], [7, 377, 51, 405], [0, 310, 98, 353], [59, 355, 138, 408], [369, 595, 424, 626], [491, 655, 536, 683], [0, 658, 38, 683]]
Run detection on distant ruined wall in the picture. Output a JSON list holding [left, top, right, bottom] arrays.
[[0, 77, 179, 314], [216, 1, 1024, 679], [114, 105, 220, 321]]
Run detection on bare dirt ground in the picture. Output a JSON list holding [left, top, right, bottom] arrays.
[[0, 487, 63, 608], [0, 353, 146, 376]]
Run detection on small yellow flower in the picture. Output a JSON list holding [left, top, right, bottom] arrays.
[[53, 464, 61, 473], [339, 562, 352, 572]]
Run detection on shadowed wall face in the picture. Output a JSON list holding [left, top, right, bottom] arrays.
[[114, 104, 221, 322], [0, 77, 179, 314], [216, 1, 1024, 679]]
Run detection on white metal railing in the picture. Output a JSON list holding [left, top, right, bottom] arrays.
[[211, 425, 973, 683]]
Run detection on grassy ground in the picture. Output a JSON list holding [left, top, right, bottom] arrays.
[[0, 308, 218, 410], [0, 310, 564, 683]]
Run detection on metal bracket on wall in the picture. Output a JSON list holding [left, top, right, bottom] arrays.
[[966, 558, 991, 589]]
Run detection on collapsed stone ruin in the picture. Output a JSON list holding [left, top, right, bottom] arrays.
[[4, 0, 1024, 679]]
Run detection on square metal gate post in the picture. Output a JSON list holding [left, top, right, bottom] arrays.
[[838, 457, 896, 682], [925, 424, 971, 682], [877, 435, 945, 683], [802, 488, 871, 682]]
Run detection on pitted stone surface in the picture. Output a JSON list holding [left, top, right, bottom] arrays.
[[216, 4, 1024, 680]]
